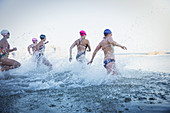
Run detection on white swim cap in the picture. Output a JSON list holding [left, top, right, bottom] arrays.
[[1, 30, 9, 36]]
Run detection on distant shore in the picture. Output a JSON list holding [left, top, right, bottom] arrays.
[[116, 51, 170, 56]]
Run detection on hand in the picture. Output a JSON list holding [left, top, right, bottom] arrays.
[[69, 57, 72, 62], [87, 60, 93, 65], [13, 47, 17, 51], [44, 41, 49, 44], [86, 50, 90, 52], [121, 46, 127, 50]]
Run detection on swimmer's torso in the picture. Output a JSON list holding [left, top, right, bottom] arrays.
[[76, 38, 88, 54], [31, 44, 37, 54], [39, 43, 45, 53], [100, 37, 115, 60], [0, 38, 10, 56]]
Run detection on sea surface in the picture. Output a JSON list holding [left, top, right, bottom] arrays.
[[0, 54, 170, 113]]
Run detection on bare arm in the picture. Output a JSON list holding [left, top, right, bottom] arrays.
[[44, 41, 49, 44], [2, 40, 10, 53], [86, 40, 91, 52], [9, 48, 17, 52], [69, 41, 77, 62], [88, 43, 102, 64], [2, 39, 18, 53], [36, 41, 43, 51], [108, 37, 127, 50], [28, 44, 33, 55]]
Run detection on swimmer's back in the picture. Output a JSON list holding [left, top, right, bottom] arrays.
[[76, 38, 89, 52], [100, 37, 115, 59]]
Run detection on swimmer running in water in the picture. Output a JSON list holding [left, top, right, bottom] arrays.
[[0, 30, 21, 72], [88, 29, 127, 75], [35, 34, 52, 70], [28, 38, 38, 55], [69, 30, 91, 63]]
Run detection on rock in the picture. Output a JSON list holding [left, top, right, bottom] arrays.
[[158, 101, 162, 104], [138, 97, 147, 100], [124, 98, 131, 102], [161, 95, 167, 100], [125, 108, 129, 111], [149, 97, 156, 100], [49, 104, 56, 107], [84, 107, 92, 112], [149, 101, 155, 104], [58, 94, 63, 97], [59, 84, 65, 87], [121, 104, 125, 107], [75, 98, 80, 101]]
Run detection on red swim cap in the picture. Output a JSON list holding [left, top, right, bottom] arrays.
[[80, 30, 86, 36]]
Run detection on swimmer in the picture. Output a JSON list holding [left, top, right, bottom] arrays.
[[35, 34, 52, 70], [88, 29, 127, 75], [0, 30, 21, 72], [28, 38, 38, 55], [69, 30, 91, 63]]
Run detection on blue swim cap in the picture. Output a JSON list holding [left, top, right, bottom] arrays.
[[40, 34, 46, 39], [104, 29, 112, 36]]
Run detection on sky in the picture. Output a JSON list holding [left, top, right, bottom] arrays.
[[0, 0, 170, 54]]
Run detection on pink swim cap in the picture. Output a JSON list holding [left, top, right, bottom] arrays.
[[32, 38, 37, 42], [80, 30, 86, 36]]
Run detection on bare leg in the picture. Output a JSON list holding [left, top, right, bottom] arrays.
[[0, 57, 21, 72], [77, 55, 86, 63], [42, 57, 52, 70], [106, 62, 116, 75], [36, 58, 41, 68], [36, 53, 43, 68], [1, 66, 12, 72]]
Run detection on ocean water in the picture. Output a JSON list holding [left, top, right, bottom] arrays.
[[0, 54, 170, 113]]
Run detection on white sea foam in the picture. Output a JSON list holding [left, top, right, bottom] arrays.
[[1, 47, 170, 91]]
